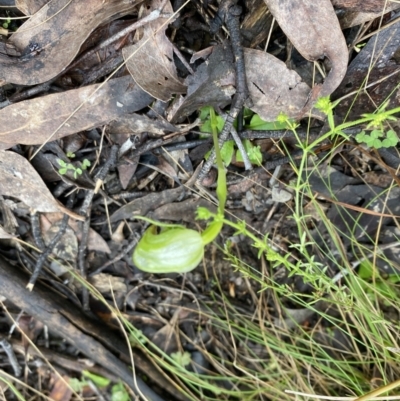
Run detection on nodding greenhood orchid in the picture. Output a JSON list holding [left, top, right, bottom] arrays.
[[132, 107, 226, 274]]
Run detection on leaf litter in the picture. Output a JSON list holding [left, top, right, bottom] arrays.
[[0, 1, 400, 400]]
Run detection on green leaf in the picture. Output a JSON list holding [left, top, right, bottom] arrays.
[[200, 114, 225, 134], [199, 106, 212, 121], [358, 260, 374, 279], [171, 351, 191, 367], [370, 129, 383, 139], [246, 144, 263, 166], [201, 220, 223, 245], [69, 378, 87, 392], [81, 159, 91, 169], [58, 159, 67, 167], [220, 140, 235, 166], [372, 138, 382, 148], [247, 114, 290, 130], [382, 139, 391, 148], [111, 382, 130, 401], [82, 371, 110, 388], [59, 168, 67, 175], [355, 131, 366, 143], [386, 129, 399, 146], [236, 140, 262, 166], [133, 226, 204, 273], [200, 119, 212, 133]]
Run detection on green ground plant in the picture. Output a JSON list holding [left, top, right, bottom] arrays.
[[129, 96, 400, 400], [10, 98, 398, 401], [57, 158, 91, 179]]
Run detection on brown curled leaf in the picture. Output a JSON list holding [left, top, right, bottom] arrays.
[[0, 76, 153, 147], [0, 150, 83, 220], [123, 0, 187, 101], [0, 0, 141, 85], [264, 0, 348, 99]]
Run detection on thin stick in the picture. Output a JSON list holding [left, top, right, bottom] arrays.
[[198, 0, 251, 182]]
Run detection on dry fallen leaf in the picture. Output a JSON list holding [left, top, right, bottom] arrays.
[[171, 44, 237, 122], [0, 76, 153, 147], [15, 0, 49, 15], [173, 45, 311, 122], [43, 221, 78, 263], [332, 0, 394, 12], [108, 113, 177, 137], [1, 0, 140, 85], [0, 225, 17, 239], [245, 48, 311, 120], [337, 2, 400, 29], [264, 0, 348, 99], [123, 0, 187, 101], [0, 150, 82, 219], [89, 273, 127, 295], [42, 213, 111, 254], [48, 374, 73, 401]]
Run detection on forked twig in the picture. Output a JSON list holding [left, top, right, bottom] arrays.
[[198, 0, 252, 183]]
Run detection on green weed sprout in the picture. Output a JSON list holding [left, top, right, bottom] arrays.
[[200, 106, 264, 166], [354, 100, 399, 149], [2, 15, 11, 30], [58, 158, 91, 179]]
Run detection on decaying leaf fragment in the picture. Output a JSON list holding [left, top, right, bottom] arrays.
[[173, 45, 311, 122], [245, 48, 311, 121], [123, 0, 187, 101], [264, 0, 348, 99], [332, 0, 395, 12], [1, 0, 141, 85], [0, 150, 82, 219], [0, 225, 17, 239], [0, 76, 153, 147], [15, 0, 49, 15], [171, 44, 235, 122], [42, 213, 111, 254]]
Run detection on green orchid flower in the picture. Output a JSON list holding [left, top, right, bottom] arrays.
[[133, 107, 227, 274], [133, 225, 205, 273]]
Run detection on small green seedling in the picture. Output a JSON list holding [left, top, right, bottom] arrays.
[[246, 113, 295, 131], [2, 15, 11, 30], [171, 351, 191, 367], [354, 100, 399, 149], [200, 106, 266, 166], [111, 382, 130, 401], [82, 371, 111, 388], [58, 158, 91, 179], [355, 129, 398, 149]]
